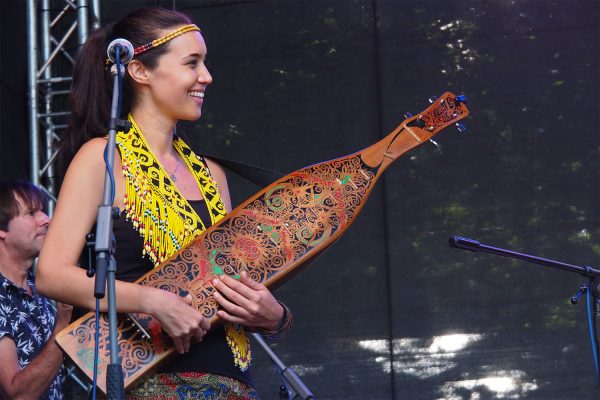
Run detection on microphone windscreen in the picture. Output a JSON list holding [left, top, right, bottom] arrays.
[[107, 38, 134, 64]]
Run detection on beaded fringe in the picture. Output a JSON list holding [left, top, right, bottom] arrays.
[[120, 147, 195, 265], [225, 324, 251, 371]]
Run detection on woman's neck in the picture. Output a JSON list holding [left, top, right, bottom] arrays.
[[130, 109, 177, 157]]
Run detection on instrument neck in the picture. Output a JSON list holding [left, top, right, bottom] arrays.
[[360, 123, 429, 176]]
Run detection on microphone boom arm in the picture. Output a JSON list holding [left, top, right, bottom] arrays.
[[448, 234, 600, 387], [448, 235, 600, 278]]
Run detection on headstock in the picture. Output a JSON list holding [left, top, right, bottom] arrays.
[[403, 92, 469, 144]]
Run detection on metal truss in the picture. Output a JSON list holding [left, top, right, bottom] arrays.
[[26, 0, 101, 394], [26, 0, 101, 213]]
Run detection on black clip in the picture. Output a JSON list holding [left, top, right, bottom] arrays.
[[109, 118, 132, 131], [85, 232, 96, 277]]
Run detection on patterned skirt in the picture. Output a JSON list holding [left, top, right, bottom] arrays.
[[127, 372, 259, 400]]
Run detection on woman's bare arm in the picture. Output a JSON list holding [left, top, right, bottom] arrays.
[[36, 138, 209, 353]]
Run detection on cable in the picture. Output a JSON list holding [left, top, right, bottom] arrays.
[[586, 287, 600, 385], [89, 298, 101, 400], [116, 49, 123, 122], [101, 48, 123, 206]]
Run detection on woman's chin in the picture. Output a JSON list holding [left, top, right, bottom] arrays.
[[180, 110, 203, 122]]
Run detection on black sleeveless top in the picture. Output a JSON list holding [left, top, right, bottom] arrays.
[[112, 199, 253, 385]]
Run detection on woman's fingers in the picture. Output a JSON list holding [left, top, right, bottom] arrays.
[[199, 317, 211, 331], [212, 286, 248, 316], [184, 293, 211, 331], [212, 272, 283, 329], [213, 290, 248, 323], [212, 275, 255, 306], [239, 270, 265, 290], [216, 308, 246, 325], [172, 337, 184, 354], [193, 328, 205, 342], [153, 290, 210, 353]]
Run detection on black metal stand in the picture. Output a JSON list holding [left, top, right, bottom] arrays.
[[89, 60, 128, 400], [448, 235, 600, 386], [249, 332, 316, 399]]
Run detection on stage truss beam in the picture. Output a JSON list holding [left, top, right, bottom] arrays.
[[26, 0, 100, 212]]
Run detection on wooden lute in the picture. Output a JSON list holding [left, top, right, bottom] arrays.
[[56, 92, 469, 393]]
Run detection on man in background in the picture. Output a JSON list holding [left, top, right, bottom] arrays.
[[0, 180, 72, 399]]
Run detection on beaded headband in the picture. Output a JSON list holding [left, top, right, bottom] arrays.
[[134, 24, 201, 56]]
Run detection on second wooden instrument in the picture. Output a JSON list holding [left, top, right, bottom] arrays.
[[56, 92, 469, 393]]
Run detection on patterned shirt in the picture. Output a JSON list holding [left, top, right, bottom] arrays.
[[0, 271, 63, 399]]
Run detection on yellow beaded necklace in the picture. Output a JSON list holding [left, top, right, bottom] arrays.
[[116, 115, 251, 371], [116, 115, 226, 265]]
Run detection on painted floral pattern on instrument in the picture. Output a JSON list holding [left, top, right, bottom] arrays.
[[57, 92, 469, 393], [63, 155, 377, 388]]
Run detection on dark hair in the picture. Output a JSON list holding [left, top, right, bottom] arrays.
[[0, 180, 47, 231], [58, 8, 193, 176]]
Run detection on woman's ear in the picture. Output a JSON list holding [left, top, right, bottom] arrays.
[[127, 60, 150, 85]]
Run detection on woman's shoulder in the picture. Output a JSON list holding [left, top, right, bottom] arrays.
[[77, 136, 108, 156], [56, 138, 110, 215], [71, 137, 122, 166], [202, 157, 232, 212], [203, 157, 226, 178], [65, 137, 120, 180], [59, 136, 126, 207], [203, 157, 229, 188]]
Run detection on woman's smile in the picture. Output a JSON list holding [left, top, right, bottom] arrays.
[[188, 90, 205, 106]]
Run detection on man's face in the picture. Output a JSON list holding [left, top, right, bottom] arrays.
[[1, 196, 50, 259]]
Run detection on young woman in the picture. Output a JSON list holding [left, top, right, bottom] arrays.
[[36, 8, 291, 399]]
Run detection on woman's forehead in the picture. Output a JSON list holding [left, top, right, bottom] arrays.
[[163, 30, 207, 57]]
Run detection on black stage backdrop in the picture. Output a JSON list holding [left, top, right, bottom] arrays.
[[1, 1, 599, 399]]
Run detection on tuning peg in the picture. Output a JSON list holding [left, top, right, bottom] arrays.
[[455, 123, 466, 133], [416, 115, 426, 128], [428, 96, 438, 104], [428, 138, 440, 148], [403, 112, 413, 119], [455, 95, 468, 103]]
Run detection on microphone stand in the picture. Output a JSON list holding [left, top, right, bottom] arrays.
[[249, 332, 316, 399], [91, 54, 128, 400], [448, 235, 600, 387]]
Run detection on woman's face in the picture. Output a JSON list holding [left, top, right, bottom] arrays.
[[144, 27, 212, 122]]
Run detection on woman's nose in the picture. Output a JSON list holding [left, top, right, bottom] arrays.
[[199, 65, 213, 85]]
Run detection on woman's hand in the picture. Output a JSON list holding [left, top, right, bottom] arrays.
[[146, 289, 211, 354], [212, 271, 284, 330]]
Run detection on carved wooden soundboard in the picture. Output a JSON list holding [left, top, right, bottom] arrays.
[[56, 92, 469, 393]]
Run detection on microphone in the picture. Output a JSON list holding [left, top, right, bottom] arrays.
[[448, 235, 481, 252], [106, 38, 134, 64]]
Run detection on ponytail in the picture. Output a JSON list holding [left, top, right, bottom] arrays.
[[58, 26, 112, 176]]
